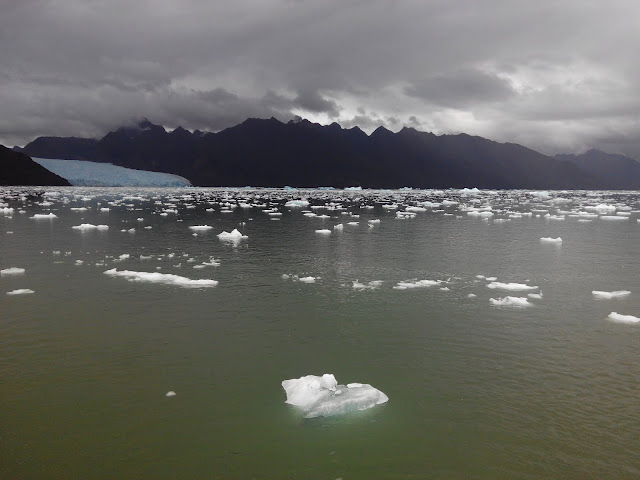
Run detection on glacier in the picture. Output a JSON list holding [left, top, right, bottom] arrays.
[[32, 157, 191, 187]]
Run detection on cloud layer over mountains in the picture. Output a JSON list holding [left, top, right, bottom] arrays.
[[2, 0, 639, 158]]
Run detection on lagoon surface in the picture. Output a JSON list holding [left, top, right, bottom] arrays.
[[2, 187, 640, 479]]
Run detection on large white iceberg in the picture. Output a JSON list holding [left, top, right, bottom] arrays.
[[281, 374, 388, 418], [217, 229, 248, 242]]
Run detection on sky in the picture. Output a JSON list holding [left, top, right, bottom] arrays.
[[1, 0, 639, 158]]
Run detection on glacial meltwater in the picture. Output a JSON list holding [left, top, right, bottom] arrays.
[[1, 187, 640, 479]]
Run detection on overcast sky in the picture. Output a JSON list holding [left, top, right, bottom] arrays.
[[1, 0, 639, 157]]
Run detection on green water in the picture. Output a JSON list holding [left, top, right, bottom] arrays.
[[1, 187, 639, 479]]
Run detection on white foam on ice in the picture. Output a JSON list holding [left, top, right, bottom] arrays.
[[1, 267, 26, 275], [487, 282, 538, 291], [104, 268, 218, 288], [540, 237, 562, 244], [592, 290, 631, 299], [281, 374, 388, 418], [6, 289, 35, 295], [72, 224, 109, 231], [607, 312, 640, 324], [490, 296, 531, 307]]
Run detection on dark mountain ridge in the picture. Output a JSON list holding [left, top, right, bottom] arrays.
[[556, 149, 640, 190], [18, 117, 626, 189], [0, 145, 71, 186]]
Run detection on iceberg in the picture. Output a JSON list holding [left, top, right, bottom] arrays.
[[1, 267, 25, 275], [104, 268, 218, 288], [490, 296, 531, 307], [540, 237, 562, 244], [33, 157, 191, 187], [592, 290, 631, 299], [281, 374, 388, 418], [7, 289, 35, 295], [217, 229, 248, 243], [607, 312, 640, 324], [72, 223, 109, 231], [487, 282, 538, 291]]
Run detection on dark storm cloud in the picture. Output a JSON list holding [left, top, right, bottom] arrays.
[[1, 0, 640, 158], [405, 69, 515, 108]]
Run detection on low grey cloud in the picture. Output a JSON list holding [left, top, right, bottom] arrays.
[[1, 0, 640, 159]]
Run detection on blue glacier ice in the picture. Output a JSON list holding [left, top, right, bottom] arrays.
[[32, 158, 191, 187]]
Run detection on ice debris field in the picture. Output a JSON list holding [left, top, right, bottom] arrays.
[[2, 186, 640, 409]]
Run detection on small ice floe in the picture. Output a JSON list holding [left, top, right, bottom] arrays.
[[299, 276, 316, 283], [467, 293, 477, 298], [333, 224, 344, 231], [528, 292, 543, 299], [1, 267, 25, 275], [6, 289, 35, 295], [352, 280, 383, 290], [600, 216, 627, 221], [368, 219, 380, 224], [315, 229, 331, 234], [281, 373, 388, 418], [346, 222, 359, 226], [487, 282, 538, 291], [285, 200, 309, 208], [165, 391, 176, 397], [30, 213, 58, 219], [217, 229, 248, 243], [540, 237, 562, 244], [72, 224, 109, 231], [490, 296, 531, 307], [104, 269, 218, 288], [393, 279, 442, 290], [607, 312, 640, 324], [189, 225, 213, 231], [592, 290, 631, 299], [75, 260, 84, 265]]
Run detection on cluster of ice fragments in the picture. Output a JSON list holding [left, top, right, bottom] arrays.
[[281, 374, 388, 418]]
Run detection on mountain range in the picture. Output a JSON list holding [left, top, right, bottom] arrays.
[[7, 117, 640, 189]]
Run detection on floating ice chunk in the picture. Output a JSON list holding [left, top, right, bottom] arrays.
[[347, 222, 359, 226], [118, 254, 130, 261], [333, 224, 344, 230], [315, 229, 331, 234], [30, 213, 58, 219], [285, 200, 309, 208], [368, 219, 380, 224], [1, 207, 15, 214], [352, 280, 383, 290], [189, 225, 213, 231], [487, 282, 538, 291], [104, 269, 218, 288], [1, 267, 25, 275], [299, 276, 316, 283], [393, 279, 442, 290], [607, 312, 640, 324], [100, 207, 110, 212], [490, 296, 531, 307], [166, 391, 176, 397], [72, 223, 109, 231], [405, 206, 427, 212], [6, 289, 35, 295], [281, 374, 388, 418], [600, 216, 627, 221], [217, 229, 248, 242], [528, 293, 543, 299], [592, 290, 631, 299], [75, 260, 83, 265], [467, 293, 477, 298], [540, 237, 562, 244], [70, 207, 88, 211]]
